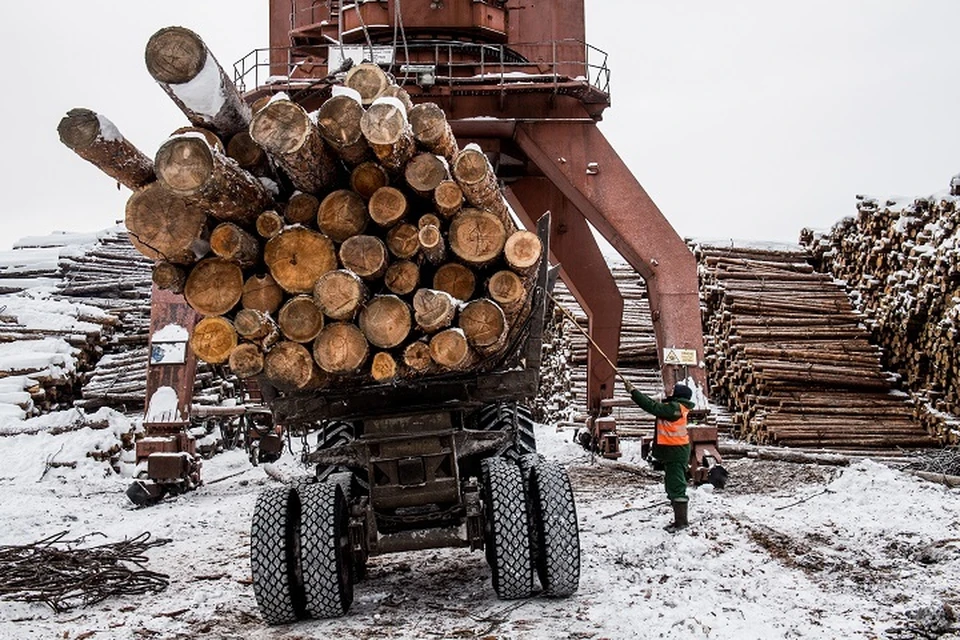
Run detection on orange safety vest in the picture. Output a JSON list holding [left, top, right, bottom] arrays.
[[656, 404, 690, 446]]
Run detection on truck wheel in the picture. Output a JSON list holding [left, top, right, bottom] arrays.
[[314, 422, 369, 494], [529, 460, 580, 597], [477, 403, 537, 460], [481, 457, 535, 599], [250, 486, 305, 625], [298, 482, 353, 618]]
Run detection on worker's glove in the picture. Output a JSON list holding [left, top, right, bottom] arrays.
[[623, 379, 636, 394]]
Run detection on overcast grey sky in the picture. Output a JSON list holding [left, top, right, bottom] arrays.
[[2, 1, 958, 250]]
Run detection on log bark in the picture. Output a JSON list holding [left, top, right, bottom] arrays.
[[210, 222, 260, 268], [264, 340, 317, 390], [413, 289, 457, 333], [434, 263, 476, 301], [405, 153, 449, 198], [350, 161, 389, 200], [255, 210, 285, 238], [313, 322, 369, 374], [154, 134, 270, 226], [369, 186, 409, 227], [189, 316, 237, 364], [429, 328, 477, 371], [125, 182, 209, 264], [452, 147, 510, 227], [315, 94, 372, 166], [434, 180, 464, 218], [228, 342, 264, 378], [241, 273, 284, 314], [233, 308, 280, 349], [371, 352, 398, 382], [264, 226, 338, 293], [359, 295, 412, 349], [57, 108, 155, 190], [151, 261, 187, 294], [448, 209, 507, 266], [384, 260, 420, 296], [285, 192, 320, 225], [339, 235, 389, 280], [360, 97, 416, 173], [144, 26, 251, 139], [459, 298, 507, 354], [249, 98, 338, 194], [171, 126, 224, 153], [504, 230, 543, 275], [318, 189, 369, 242], [409, 102, 458, 162], [386, 223, 420, 259], [278, 295, 325, 343], [344, 63, 390, 105], [183, 257, 244, 316], [314, 269, 368, 321]]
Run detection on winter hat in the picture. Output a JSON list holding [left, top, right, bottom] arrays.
[[671, 383, 693, 401]]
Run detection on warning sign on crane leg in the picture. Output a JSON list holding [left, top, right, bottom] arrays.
[[663, 348, 698, 366]]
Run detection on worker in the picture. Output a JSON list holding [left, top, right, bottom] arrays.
[[623, 379, 694, 532]]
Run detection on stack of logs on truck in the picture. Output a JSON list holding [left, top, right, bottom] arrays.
[[801, 184, 960, 445], [59, 27, 543, 407]]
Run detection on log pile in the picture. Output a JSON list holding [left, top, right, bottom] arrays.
[[60, 28, 543, 396], [801, 187, 960, 445], [695, 240, 939, 449]]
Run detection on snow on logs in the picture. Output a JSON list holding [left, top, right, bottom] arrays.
[[59, 28, 544, 394]]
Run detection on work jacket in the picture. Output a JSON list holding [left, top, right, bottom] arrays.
[[629, 389, 695, 447]]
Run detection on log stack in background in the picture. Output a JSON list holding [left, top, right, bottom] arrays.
[[695, 241, 939, 449], [62, 27, 542, 397], [802, 184, 960, 445]]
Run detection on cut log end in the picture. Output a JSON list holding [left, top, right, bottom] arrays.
[[504, 230, 543, 272], [145, 26, 206, 84], [184, 258, 244, 316], [371, 352, 398, 382], [448, 209, 507, 265], [318, 189, 369, 242], [190, 316, 237, 365], [429, 328, 477, 370], [339, 235, 389, 280], [359, 295, 412, 349], [228, 342, 265, 378], [434, 263, 476, 301], [369, 186, 409, 227], [264, 341, 317, 390], [345, 63, 390, 105], [350, 162, 390, 200], [155, 135, 215, 195], [264, 227, 338, 293], [313, 322, 370, 374], [242, 273, 284, 314], [278, 295, 325, 343], [386, 223, 421, 260], [314, 269, 368, 320], [384, 260, 420, 296]]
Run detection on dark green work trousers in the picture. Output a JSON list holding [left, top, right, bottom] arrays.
[[654, 443, 690, 502]]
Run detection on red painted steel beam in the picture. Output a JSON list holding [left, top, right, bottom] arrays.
[[514, 121, 706, 394], [145, 287, 200, 435], [506, 179, 622, 413]]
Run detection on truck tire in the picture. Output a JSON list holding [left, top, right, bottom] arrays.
[[250, 486, 305, 625], [481, 457, 535, 599], [314, 421, 369, 494], [477, 403, 537, 460], [298, 482, 353, 618], [529, 460, 580, 597]]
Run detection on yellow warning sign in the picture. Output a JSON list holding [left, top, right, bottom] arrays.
[[662, 348, 698, 366]]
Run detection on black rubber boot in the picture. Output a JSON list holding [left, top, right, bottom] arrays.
[[664, 500, 689, 533]]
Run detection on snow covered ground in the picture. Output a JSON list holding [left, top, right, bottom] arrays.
[[0, 414, 958, 640]]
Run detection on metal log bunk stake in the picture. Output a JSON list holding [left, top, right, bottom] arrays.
[[546, 291, 631, 387]]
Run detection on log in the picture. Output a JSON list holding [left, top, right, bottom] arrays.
[[318, 189, 369, 242], [190, 316, 237, 364], [264, 340, 317, 390], [359, 295, 412, 349], [360, 97, 416, 174], [405, 153, 449, 198], [403, 340, 435, 373], [409, 102, 458, 162], [228, 342, 264, 378], [418, 213, 442, 230], [384, 260, 420, 296], [344, 63, 389, 105], [313, 322, 369, 374], [255, 210, 285, 238], [125, 182, 209, 264], [57, 108, 155, 190], [386, 223, 421, 259], [241, 273, 284, 314], [249, 98, 338, 194], [369, 186, 409, 227], [429, 328, 477, 371], [151, 261, 187, 294], [183, 257, 244, 316], [379, 85, 414, 113], [233, 308, 280, 349], [487, 270, 526, 316], [315, 93, 372, 166], [371, 352, 398, 382], [285, 192, 320, 225], [264, 226, 338, 293], [226, 130, 268, 174], [144, 26, 251, 139], [504, 230, 542, 275], [278, 295, 325, 343], [418, 224, 446, 265], [350, 161, 389, 200], [339, 235, 389, 280], [154, 133, 270, 226], [172, 126, 224, 153], [434, 263, 476, 301], [459, 298, 507, 354], [451, 147, 510, 227], [314, 269, 368, 321], [434, 180, 464, 218], [210, 222, 260, 268], [413, 289, 457, 333], [448, 209, 507, 266]]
